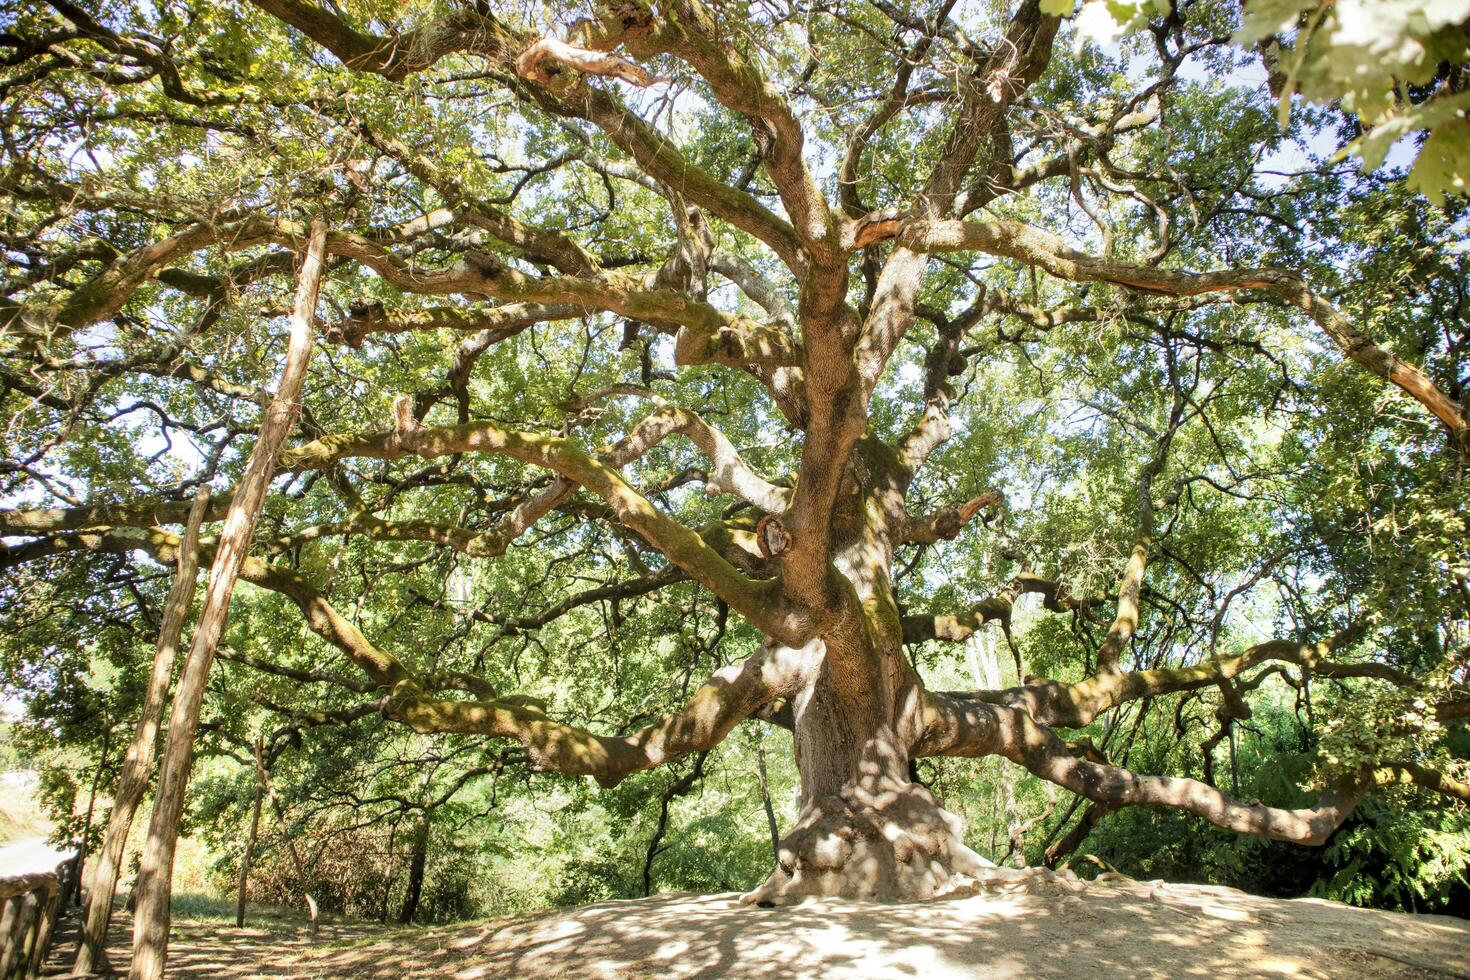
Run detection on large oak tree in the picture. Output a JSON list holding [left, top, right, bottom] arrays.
[[1, 0, 1467, 937]]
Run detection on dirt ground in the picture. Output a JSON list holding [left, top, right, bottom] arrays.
[[37, 867, 1470, 979]]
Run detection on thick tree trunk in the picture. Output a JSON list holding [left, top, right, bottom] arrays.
[[128, 221, 327, 980], [745, 651, 992, 904], [74, 488, 210, 976], [745, 444, 996, 905]]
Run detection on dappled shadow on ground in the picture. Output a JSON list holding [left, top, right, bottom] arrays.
[[39, 899, 386, 979], [40, 873, 1470, 979]]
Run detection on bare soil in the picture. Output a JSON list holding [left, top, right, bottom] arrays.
[[38, 867, 1470, 979]]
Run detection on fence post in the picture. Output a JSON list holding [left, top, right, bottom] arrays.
[[1, 853, 80, 978], [28, 881, 61, 978], [0, 896, 23, 978], [3, 892, 41, 978]]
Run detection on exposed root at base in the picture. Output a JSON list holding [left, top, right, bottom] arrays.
[[741, 780, 997, 905], [946, 864, 1098, 898]]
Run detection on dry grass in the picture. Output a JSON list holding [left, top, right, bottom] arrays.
[[0, 771, 51, 844]]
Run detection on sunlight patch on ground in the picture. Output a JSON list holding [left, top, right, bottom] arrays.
[[41, 877, 1470, 979]]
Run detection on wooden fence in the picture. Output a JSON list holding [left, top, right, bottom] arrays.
[[0, 852, 78, 979]]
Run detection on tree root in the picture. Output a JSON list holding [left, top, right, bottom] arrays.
[[742, 780, 995, 905]]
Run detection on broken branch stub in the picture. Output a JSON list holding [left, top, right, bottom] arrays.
[[515, 36, 667, 88]]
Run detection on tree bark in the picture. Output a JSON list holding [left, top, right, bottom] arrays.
[[73, 488, 211, 976], [128, 220, 328, 980]]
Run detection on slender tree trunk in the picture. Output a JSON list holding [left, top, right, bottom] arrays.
[[755, 732, 781, 865], [1045, 803, 1110, 869], [122, 857, 140, 915], [640, 752, 707, 897], [1228, 726, 1240, 797], [234, 776, 263, 929], [74, 710, 111, 903], [989, 760, 1001, 861], [1002, 765, 1023, 869], [397, 813, 430, 925], [73, 488, 210, 976], [378, 822, 399, 924], [128, 221, 328, 980], [1005, 782, 1057, 867], [254, 744, 319, 935]]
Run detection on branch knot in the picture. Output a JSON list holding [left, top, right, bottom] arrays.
[[755, 515, 791, 558]]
